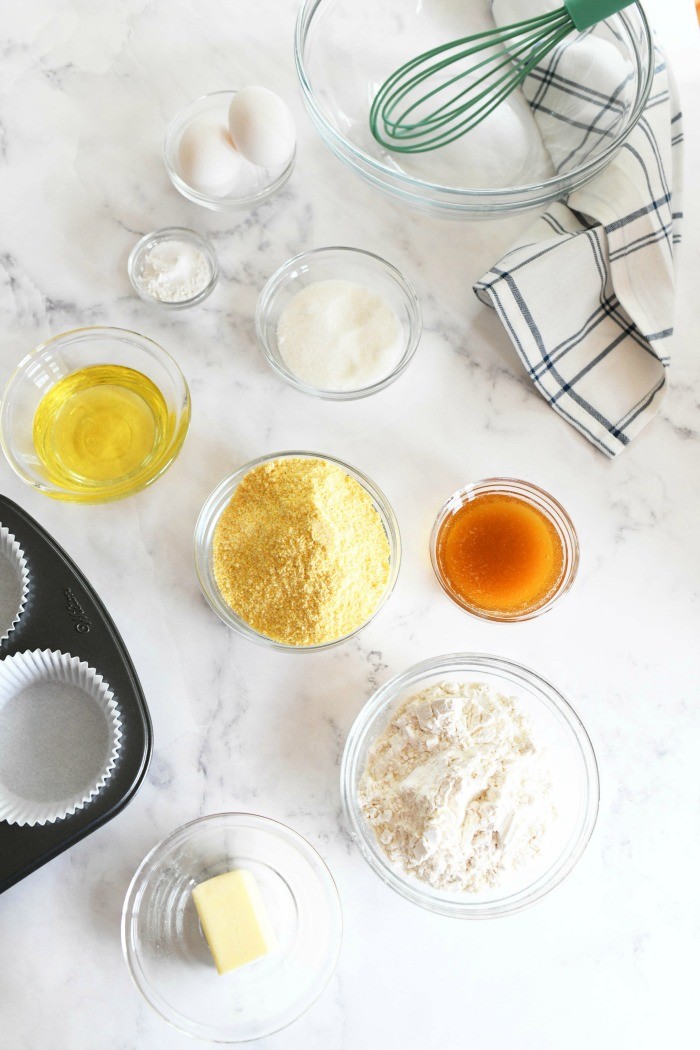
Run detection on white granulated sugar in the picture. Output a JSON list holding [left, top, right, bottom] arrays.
[[138, 240, 212, 303], [276, 279, 404, 391], [359, 681, 553, 893]]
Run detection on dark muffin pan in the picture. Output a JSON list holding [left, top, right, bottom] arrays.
[[0, 494, 152, 892]]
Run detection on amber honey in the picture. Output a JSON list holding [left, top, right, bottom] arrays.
[[435, 489, 567, 618]]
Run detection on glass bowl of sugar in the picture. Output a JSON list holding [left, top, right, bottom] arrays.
[[255, 246, 422, 400]]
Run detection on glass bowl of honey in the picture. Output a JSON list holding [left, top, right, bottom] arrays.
[[430, 478, 579, 622], [0, 327, 191, 503]]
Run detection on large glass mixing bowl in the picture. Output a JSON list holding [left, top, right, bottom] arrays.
[[295, 0, 654, 217]]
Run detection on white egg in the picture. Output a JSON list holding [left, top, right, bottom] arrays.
[[177, 119, 243, 197], [228, 86, 296, 169]]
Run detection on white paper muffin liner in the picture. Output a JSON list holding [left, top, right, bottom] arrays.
[[0, 525, 29, 644], [0, 649, 122, 826]]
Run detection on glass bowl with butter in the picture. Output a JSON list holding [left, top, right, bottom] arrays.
[[0, 327, 190, 503], [121, 812, 342, 1043]]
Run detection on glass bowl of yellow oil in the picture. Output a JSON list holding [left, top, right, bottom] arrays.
[[0, 327, 191, 503]]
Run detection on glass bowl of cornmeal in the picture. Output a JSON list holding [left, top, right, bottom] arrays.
[[194, 451, 401, 651], [121, 812, 342, 1042], [0, 327, 190, 502], [430, 478, 579, 622]]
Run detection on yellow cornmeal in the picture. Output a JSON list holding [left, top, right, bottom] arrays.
[[213, 457, 391, 646]]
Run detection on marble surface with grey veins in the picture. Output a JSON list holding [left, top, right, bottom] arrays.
[[0, 2, 698, 1048]]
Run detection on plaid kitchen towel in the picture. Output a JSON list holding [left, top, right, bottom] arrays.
[[475, 23, 683, 456]]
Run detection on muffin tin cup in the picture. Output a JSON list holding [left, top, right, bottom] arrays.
[[0, 526, 29, 643], [0, 650, 122, 826], [0, 495, 152, 892]]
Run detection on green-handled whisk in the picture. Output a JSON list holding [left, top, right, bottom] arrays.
[[369, 0, 635, 153]]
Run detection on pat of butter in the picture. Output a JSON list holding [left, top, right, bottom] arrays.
[[192, 868, 276, 975]]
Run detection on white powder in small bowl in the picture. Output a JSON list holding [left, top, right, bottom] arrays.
[[276, 278, 405, 392], [137, 239, 213, 304]]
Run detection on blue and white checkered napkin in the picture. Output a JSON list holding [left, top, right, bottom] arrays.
[[474, 16, 684, 457]]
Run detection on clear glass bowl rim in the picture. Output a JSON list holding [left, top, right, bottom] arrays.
[[255, 245, 423, 401], [163, 90, 296, 211], [340, 652, 600, 918], [294, 1, 654, 203], [0, 325, 191, 500], [430, 476, 580, 622], [193, 449, 401, 651], [128, 226, 219, 309], [121, 810, 343, 1043]]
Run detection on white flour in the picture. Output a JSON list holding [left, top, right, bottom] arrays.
[[359, 681, 553, 893]]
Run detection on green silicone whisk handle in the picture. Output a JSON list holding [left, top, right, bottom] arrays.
[[565, 0, 635, 32]]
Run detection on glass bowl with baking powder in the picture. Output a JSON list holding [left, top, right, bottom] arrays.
[[255, 247, 422, 400], [194, 451, 401, 652], [128, 227, 219, 309], [341, 653, 599, 918]]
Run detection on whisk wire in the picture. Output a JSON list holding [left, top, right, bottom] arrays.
[[370, 12, 568, 128], [391, 26, 572, 151], [382, 19, 568, 135], [369, 14, 570, 152], [371, 10, 570, 117], [369, 4, 577, 153]]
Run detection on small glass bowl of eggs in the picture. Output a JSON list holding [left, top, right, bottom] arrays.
[[164, 88, 296, 211]]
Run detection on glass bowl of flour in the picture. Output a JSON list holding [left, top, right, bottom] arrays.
[[255, 247, 421, 399], [341, 653, 599, 918]]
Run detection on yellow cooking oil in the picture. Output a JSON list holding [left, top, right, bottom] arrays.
[[32, 364, 172, 495]]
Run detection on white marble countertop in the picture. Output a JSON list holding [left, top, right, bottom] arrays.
[[0, 2, 698, 1047]]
